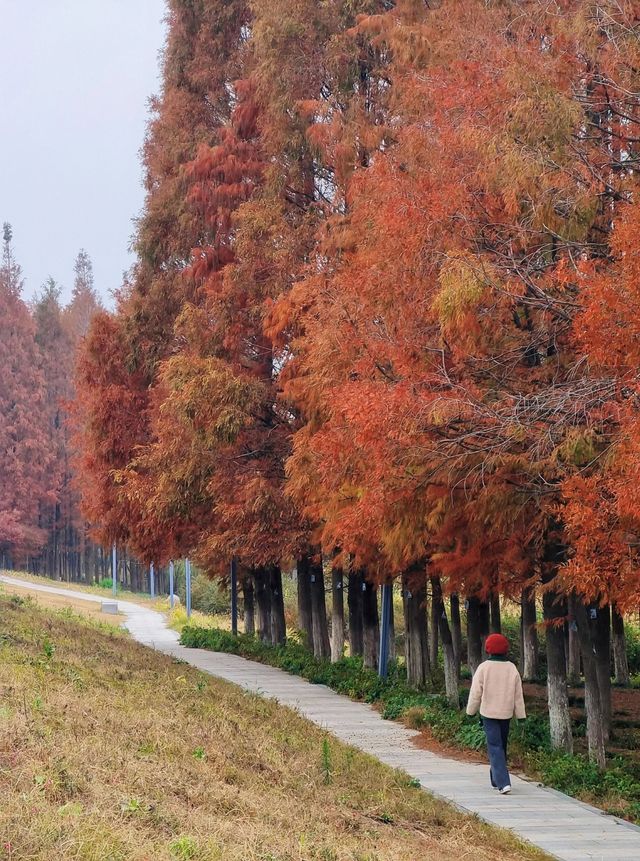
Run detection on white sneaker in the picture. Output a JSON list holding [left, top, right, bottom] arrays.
[[499, 785, 512, 795]]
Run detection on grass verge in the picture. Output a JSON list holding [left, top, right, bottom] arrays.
[[0, 596, 550, 861]]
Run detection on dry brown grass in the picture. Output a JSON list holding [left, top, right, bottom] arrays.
[[0, 582, 125, 627], [0, 596, 550, 861], [0, 570, 161, 607]]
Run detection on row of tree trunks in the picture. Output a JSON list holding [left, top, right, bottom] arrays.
[[240, 559, 630, 771]]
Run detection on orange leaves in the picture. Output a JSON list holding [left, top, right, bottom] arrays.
[[575, 202, 640, 378], [73, 0, 640, 606]]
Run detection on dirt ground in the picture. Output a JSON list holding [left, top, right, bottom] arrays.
[[522, 679, 640, 762]]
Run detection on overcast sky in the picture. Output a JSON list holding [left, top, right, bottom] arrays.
[[0, 0, 167, 306]]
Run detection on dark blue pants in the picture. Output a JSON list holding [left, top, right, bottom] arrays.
[[482, 717, 511, 790]]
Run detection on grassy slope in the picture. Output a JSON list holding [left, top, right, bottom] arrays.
[[0, 595, 550, 861]]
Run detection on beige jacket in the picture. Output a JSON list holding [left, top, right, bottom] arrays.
[[466, 659, 526, 720]]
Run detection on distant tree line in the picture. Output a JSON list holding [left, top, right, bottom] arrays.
[[0, 225, 105, 581]]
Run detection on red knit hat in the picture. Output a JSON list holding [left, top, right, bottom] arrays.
[[485, 633, 509, 655]]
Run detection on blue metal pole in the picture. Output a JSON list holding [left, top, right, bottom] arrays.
[[230, 557, 238, 636], [112, 543, 117, 597], [169, 560, 175, 609], [378, 583, 393, 678], [150, 561, 155, 599], [186, 559, 192, 618]]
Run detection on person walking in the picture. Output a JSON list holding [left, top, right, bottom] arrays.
[[466, 632, 526, 795]]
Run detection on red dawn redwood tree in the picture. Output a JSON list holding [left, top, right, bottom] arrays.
[[274, 0, 616, 730], [0, 224, 53, 563], [74, 0, 251, 569], [32, 278, 72, 578]]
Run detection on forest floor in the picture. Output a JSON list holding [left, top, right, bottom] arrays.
[[0, 594, 551, 861]]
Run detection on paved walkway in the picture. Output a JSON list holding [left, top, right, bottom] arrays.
[[2, 575, 640, 861]]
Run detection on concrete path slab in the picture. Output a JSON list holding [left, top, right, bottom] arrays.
[[3, 574, 640, 861]]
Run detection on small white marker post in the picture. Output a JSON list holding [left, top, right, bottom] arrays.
[[169, 560, 175, 609], [112, 543, 117, 597], [150, 561, 155, 599]]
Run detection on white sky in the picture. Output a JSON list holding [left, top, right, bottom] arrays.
[[0, 0, 167, 305]]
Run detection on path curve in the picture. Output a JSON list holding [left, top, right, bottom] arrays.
[[2, 574, 639, 861]]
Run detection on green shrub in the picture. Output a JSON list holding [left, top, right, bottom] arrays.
[[182, 626, 241, 654], [511, 714, 551, 752], [181, 627, 417, 708], [169, 836, 198, 860], [98, 577, 113, 590], [187, 574, 230, 616], [625, 624, 640, 675], [455, 719, 486, 750], [382, 693, 438, 720]]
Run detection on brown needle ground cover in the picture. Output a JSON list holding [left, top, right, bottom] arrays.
[[0, 596, 549, 861]]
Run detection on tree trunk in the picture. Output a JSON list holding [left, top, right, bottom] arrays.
[[362, 578, 379, 669], [490, 593, 502, 634], [450, 594, 462, 671], [243, 575, 255, 636], [348, 570, 364, 657], [402, 573, 430, 687], [428, 591, 439, 667], [594, 603, 612, 741], [388, 590, 396, 662], [331, 565, 345, 663], [466, 596, 483, 674], [479, 599, 490, 649], [310, 559, 330, 659], [612, 607, 630, 686], [521, 588, 539, 682], [269, 566, 286, 646], [254, 568, 272, 644], [296, 556, 313, 649], [431, 575, 459, 708], [542, 586, 573, 753], [567, 593, 582, 685], [573, 598, 607, 768]]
